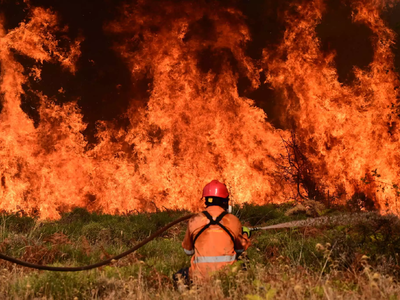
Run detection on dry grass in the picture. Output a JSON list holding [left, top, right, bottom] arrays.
[[0, 260, 398, 299], [0, 204, 399, 299]]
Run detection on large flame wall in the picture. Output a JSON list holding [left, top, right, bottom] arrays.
[[0, 0, 399, 219]]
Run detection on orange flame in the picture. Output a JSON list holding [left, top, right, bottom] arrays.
[[0, 1, 399, 219], [265, 0, 400, 212], [0, 8, 84, 219]]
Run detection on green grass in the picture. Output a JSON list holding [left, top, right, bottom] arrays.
[[0, 203, 400, 299]]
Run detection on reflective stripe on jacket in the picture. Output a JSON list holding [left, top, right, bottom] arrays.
[[182, 206, 251, 280]]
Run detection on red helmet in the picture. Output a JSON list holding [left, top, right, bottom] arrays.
[[202, 180, 229, 199]]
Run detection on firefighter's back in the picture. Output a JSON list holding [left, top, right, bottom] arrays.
[[188, 206, 241, 279]]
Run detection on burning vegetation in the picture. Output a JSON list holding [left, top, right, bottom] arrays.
[[0, 0, 399, 219]]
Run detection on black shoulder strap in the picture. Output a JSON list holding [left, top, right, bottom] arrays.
[[193, 211, 235, 246]]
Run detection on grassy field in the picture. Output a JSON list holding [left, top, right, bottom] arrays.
[[0, 202, 399, 299]]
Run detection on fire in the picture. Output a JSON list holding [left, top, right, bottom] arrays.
[[265, 0, 400, 213], [0, 7, 85, 219], [0, 0, 399, 219]]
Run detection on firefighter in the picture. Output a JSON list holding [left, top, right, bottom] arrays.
[[174, 180, 251, 284]]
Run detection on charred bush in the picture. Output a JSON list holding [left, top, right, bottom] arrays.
[[276, 131, 325, 202]]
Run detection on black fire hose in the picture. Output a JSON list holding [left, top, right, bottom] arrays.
[[0, 214, 194, 272]]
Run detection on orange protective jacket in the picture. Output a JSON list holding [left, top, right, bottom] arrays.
[[182, 206, 251, 280]]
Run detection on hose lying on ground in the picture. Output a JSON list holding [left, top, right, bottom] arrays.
[[0, 214, 194, 272]]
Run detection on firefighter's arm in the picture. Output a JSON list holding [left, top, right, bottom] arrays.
[[182, 227, 194, 256], [234, 222, 251, 255]]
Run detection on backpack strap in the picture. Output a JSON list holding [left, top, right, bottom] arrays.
[[193, 211, 235, 246]]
